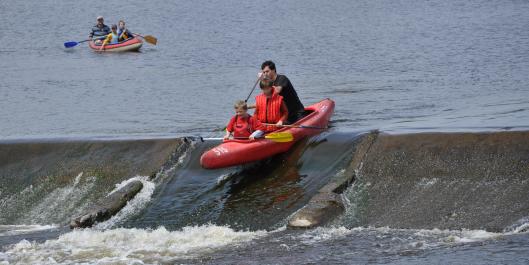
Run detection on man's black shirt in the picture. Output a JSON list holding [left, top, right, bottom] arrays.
[[273, 74, 304, 123]]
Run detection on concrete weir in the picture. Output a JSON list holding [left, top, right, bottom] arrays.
[[0, 138, 185, 225], [289, 130, 529, 231]]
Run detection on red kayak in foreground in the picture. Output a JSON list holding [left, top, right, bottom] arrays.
[[88, 37, 143, 52], [200, 99, 335, 169]]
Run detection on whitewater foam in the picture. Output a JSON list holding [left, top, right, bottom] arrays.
[[2, 225, 267, 264], [0, 172, 98, 225], [216, 172, 236, 186], [0, 224, 59, 237], [291, 225, 516, 252], [23, 172, 97, 224]]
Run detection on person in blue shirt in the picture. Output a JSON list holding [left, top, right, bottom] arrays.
[[117, 20, 134, 41], [89, 16, 111, 44]]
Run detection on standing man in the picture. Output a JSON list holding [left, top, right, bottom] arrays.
[[89, 16, 111, 44], [261, 60, 305, 124]]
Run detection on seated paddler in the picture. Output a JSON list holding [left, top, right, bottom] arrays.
[[99, 24, 119, 51], [118, 20, 133, 41], [224, 100, 265, 140], [89, 16, 111, 44], [253, 79, 289, 132]]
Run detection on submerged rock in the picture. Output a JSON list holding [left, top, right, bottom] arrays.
[[69, 180, 143, 228], [288, 192, 345, 229], [288, 131, 378, 229]]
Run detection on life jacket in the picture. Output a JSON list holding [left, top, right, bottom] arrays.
[[228, 115, 257, 138], [110, 33, 119, 44], [118, 29, 131, 40], [255, 92, 284, 132]]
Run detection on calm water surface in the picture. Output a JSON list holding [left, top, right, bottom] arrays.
[[1, 0, 528, 139]]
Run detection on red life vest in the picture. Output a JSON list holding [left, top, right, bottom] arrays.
[[227, 115, 258, 138], [255, 92, 284, 132]]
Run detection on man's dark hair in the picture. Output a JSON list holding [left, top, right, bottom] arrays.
[[261, 60, 276, 71]]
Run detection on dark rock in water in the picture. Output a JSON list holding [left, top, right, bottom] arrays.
[[69, 180, 143, 228], [288, 131, 379, 229], [288, 192, 345, 228]]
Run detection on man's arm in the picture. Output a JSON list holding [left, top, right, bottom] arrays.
[[273, 75, 291, 94]]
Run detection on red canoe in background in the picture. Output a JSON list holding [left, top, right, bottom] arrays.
[[88, 37, 143, 52], [200, 98, 335, 169]]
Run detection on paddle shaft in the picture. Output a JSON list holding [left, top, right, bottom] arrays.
[[262, 123, 327, 129], [201, 137, 251, 141], [64, 36, 106, 48], [245, 76, 261, 102], [200, 132, 293, 143]]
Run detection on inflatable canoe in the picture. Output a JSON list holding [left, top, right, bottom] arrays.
[[200, 99, 335, 169], [88, 37, 143, 52]]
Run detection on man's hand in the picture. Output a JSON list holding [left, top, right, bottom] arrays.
[[276, 120, 284, 126], [272, 85, 282, 93]]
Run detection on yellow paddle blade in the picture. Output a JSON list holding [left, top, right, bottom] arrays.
[[265, 132, 294, 143], [143, 35, 157, 45]]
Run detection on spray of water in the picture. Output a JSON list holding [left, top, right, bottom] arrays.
[[3, 225, 267, 264]]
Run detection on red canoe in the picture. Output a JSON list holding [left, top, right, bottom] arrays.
[[88, 37, 143, 52], [200, 99, 335, 169]]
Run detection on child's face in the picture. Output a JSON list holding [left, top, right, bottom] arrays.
[[235, 107, 247, 116]]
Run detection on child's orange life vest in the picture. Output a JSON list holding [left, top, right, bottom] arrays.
[[226, 114, 263, 138]]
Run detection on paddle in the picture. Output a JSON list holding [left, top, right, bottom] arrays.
[[200, 132, 294, 143], [133, 34, 157, 45], [64, 36, 107, 48], [64, 39, 90, 48], [262, 123, 327, 130], [245, 72, 263, 102]]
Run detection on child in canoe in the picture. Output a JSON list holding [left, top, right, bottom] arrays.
[[99, 24, 119, 51], [224, 100, 265, 140], [118, 20, 133, 40], [254, 79, 289, 132]]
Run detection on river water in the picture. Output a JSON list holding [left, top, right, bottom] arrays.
[[1, 0, 529, 264]]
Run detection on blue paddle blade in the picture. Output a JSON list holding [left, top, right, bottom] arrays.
[[64, 41, 78, 48]]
